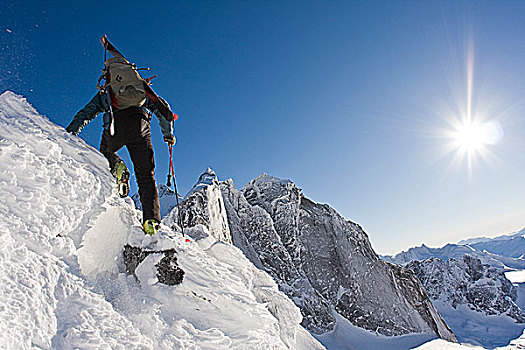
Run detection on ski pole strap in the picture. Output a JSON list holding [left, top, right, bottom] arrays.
[[167, 145, 174, 186], [169, 145, 175, 176]]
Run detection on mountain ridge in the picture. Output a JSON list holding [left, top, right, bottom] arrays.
[[164, 168, 457, 342]]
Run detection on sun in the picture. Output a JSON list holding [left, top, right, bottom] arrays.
[[444, 117, 503, 174], [453, 120, 491, 153], [451, 119, 503, 153]]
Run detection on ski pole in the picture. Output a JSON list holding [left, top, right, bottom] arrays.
[[167, 144, 184, 236]]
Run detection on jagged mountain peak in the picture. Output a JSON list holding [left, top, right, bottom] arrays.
[[248, 175, 293, 190], [183, 167, 219, 199], [198, 167, 217, 182], [157, 183, 176, 196]]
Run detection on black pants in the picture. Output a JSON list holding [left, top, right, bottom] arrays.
[[100, 107, 161, 223]]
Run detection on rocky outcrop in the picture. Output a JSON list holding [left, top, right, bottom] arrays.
[[406, 255, 525, 323], [164, 168, 231, 244]]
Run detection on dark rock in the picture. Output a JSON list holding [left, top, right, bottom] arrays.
[[123, 245, 148, 275], [155, 249, 185, 286], [123, 244, 185, 286]]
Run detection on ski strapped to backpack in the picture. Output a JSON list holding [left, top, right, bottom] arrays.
[[98, 35, 178, 124]]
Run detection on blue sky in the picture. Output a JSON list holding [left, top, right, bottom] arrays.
[[2, 1, 525, 254]]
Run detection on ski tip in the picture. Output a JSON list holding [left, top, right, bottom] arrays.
[[100, 34, 108, 47]]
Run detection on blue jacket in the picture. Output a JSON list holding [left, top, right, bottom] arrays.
[[66, 92, 174, 138]]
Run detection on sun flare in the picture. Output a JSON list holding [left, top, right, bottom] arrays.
[[453, 120, 499, 153], [444, 117, 504, 174]]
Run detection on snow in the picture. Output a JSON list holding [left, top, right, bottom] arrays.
[[414, 339, 486, 349], [0, 91, 324, 350], [515, 283, 525, 311], [315, 312, 437, 350], [506, 270, 525, 284], [430, 301, 525, 348], [414, 329, 525, 350]]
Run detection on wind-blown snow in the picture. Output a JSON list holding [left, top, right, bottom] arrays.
[[0, 91, 324, 350]]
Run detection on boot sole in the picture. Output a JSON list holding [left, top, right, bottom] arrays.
[[118, 172, 130, 198]]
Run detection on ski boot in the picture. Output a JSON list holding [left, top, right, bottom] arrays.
[[114, 161, 130, 198], [143, 219, 160, 236]]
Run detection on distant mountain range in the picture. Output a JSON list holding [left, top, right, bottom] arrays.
[[382, 229, 525, 270], [459, 229, 525, 259]]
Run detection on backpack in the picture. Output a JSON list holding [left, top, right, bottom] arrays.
[[102, 57, 147, 110]]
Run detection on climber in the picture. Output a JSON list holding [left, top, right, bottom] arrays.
[[66, 39, 176, 236]]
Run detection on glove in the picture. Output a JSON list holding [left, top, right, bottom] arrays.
[[164, 134, 176, 146]]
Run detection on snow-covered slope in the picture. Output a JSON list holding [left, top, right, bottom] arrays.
[[414, 328, 525, 350], [0, 91, 324, 350], [164, 170, 457, 343]]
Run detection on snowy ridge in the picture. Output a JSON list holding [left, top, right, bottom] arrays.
[[0, 92, 324, 349], [468, 236, 525, 260], [458, 228, 525, 246]]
